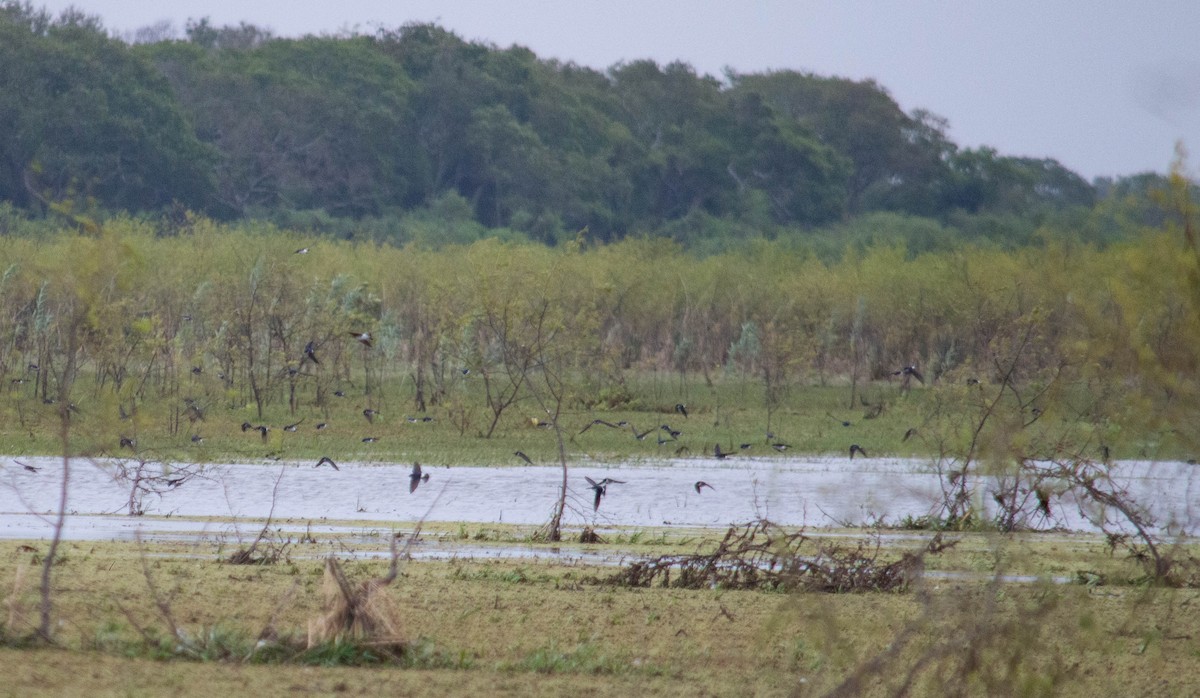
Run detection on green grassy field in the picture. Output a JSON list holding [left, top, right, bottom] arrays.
[[1, 374, 1189, 466], [2, 531, 1199, 697]]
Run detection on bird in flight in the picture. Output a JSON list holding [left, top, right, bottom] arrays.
[[349, 331, 373, 347], [849, 444, 868, 459], [674, 403, 688, 418], [304, 341, 320, 365], [713, 443, 732, 459], [630, 425, 655, 441], [579, 419, 619, 435], [902, 427, 918, 442], [363, 408, 379, 424], [315, 456, 339, 470], [409, 462, 429, 493], [120, 437, 136, 450], [694, 481, 714, 494], [294, 247, 309, 254], [827, 412, 852, 427], [17, 461, 39, 473], [361, 436, 379, 443], [892, 365, 924, 384], [771, 442, 791, 452], [284, 419, 304, 432], [584, 476, 625, 511], [514, 450, 533, 465]]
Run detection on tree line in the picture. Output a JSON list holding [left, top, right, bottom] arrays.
[[0, 2, 1170, 248]]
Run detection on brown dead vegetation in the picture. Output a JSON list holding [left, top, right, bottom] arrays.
[[602, 519, 956, 592]]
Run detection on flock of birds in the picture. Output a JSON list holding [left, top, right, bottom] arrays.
[[113, 317, 933, 515]]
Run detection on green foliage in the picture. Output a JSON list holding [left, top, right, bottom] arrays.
[[2, 10, 1163, 249]]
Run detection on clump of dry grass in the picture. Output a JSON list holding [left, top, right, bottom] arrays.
[[603, 519, 954, 592], [306, 536, 406, 654]]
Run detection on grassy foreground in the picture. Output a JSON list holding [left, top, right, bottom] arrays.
[[3, 528, 1200, 697]]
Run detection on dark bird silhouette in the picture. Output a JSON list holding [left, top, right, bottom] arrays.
[[584, 476, 625, 511], [409, 462, 429, 493], [514, 450, 533, 465], [771, 442, 791, 452], [660, 424, 682, 439], [713, 443, 732, 459], [315, 456, 338, 470], [191, 366, 203, 375], [1034, 486, 1053, 518], [579, 419, 619, 434], [20, 462, 39, 473], [631, 425, 655, 441], [849, 444, 868, 459], [674, 403, 688, 418], [739, 443, 752, 451], [349, 331, 373, 347], [120, 437, 136, 450], [694, 481, 714, 494], [165, 477, 185, 488], [303, 341, 320, 365], [295, 247, 309, 254], [241, 422, 254, 432], [362, 436, 379, 443], [827, 412, 851, 427], [902, 428, 918, 442], [284, 419, 303, 432], [363, 408, 379, 424], [256, 425, 269, 441], [315, 422, 328, 430], [333, 390, 347, 398], [892, 365, 925, 384], [191, 434, 204, 444]]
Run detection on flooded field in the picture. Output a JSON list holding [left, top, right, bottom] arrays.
[[2, 454, 1197, 543]]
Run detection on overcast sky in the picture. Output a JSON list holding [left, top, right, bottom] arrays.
[[32, 0, 1200, 181]]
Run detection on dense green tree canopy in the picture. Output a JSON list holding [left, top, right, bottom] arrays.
[[0, 4, 1171, 247]]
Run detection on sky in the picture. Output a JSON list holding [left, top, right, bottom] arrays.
[[31, 0, 1200, 181]]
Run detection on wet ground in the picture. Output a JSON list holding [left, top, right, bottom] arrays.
[[2, 455, 1196, 546]]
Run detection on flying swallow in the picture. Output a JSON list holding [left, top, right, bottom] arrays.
[[295, 247, 309, 254], [674, 403, 688, 418], [363, 409, 379, 423], [514, 450, 533, 465], [579, 419, 619, 434], [892, 365, 924, 384], [315, 456, 339, 470], [584, 476, 625, 511], [284, 419, 303, 432], [694, 481, 714, 494], [349, 331, 373, 347], [849, 444, 868, 459], [304, 341, 320, 365], [409, 462, 429, 493]]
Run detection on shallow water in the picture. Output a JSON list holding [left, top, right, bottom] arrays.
[[2, 455, 1197, 543]]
